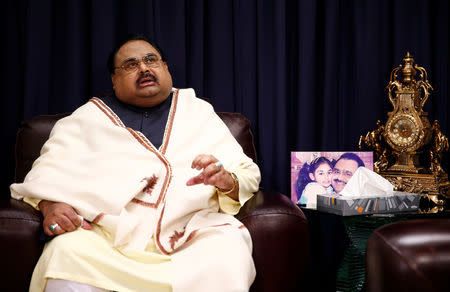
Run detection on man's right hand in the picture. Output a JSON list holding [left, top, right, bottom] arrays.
[[38, 200, 92, 236]]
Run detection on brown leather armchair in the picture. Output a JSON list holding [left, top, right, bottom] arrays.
[[0, 111, 309, 292], [366, 218, 450, 292]]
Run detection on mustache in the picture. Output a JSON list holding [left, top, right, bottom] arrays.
[[333, 178, 346, 184], [137, 72, 158, 84]]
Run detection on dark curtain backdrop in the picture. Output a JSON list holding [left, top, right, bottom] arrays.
[[2, 0, 449, 197]]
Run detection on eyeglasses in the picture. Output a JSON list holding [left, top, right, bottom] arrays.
[[115, 54, 162, 72], [332, 169, 354, 178]]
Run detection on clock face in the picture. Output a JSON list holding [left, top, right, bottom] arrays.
[[386, 115, 421, 148]]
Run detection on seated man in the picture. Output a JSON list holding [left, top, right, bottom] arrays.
[[11, 33, 260, 292]]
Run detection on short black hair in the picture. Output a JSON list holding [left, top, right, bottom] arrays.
[[107, 33, 167, 74], [335, 152, 365, 168]]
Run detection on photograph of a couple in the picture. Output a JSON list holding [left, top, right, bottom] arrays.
[[291, 152, 373, 208]]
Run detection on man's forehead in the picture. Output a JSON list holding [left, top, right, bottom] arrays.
[[335, 159, 358, 170], [116, 40, 159, 61]]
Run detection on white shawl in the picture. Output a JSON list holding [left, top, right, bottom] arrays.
[[11, 88, 260, 254]]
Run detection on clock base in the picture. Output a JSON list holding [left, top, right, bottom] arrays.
[[387, 152, 423, 173], [388, 164, 421, 173], [379, 171, 450, 205]]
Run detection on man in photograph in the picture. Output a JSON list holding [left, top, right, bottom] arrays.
[[331, 152, 365, 193]]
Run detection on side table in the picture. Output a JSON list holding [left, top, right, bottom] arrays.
[[301, 206, 450, 292]]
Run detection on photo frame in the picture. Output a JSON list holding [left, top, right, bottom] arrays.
[[290, 151, 374, 206]]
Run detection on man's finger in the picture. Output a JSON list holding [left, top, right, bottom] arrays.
[[191, 154, 206, 169], [81, 220, 93, 230], [44, 225, 55, 236], [186, 174, 205, 186], [202, 163, 222, 177], [191, 155, 217, 170], [58, 215, 76, 232], [73, 214, 92, 230], [76, 214, 84, 226], [203, 172, 220, 186], [49, 223, 65, 235], [192, 157, 209, 170]]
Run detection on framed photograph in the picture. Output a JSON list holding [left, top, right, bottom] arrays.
[[290, 151, 374, 207]]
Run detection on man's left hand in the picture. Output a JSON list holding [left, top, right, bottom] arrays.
[[186, 154, 235, 194]]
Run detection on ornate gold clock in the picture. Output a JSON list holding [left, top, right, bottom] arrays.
[[359, 53, 449, 206]]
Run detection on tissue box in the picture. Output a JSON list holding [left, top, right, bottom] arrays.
[[316, 191, 419, 216]]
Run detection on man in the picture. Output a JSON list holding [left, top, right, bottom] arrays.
[[11, 34, 260, 292], [331, 152, 365, 193]]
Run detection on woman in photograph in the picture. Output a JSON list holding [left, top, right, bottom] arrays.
[[296, 157, 333, 208]]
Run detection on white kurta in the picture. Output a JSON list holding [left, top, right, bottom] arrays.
[[11, 88, 260, 292]]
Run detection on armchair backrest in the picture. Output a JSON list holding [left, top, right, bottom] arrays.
[[14, 112, 257, 183]]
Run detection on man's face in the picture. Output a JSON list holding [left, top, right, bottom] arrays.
[[331, 159, 359, 193], [111, 40, 173, 107]]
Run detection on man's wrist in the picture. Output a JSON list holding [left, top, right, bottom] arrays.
[[38, 200, 52, 215], [216, 172, 239, 198]]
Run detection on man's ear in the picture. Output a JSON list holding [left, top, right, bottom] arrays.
[[111, 74, 117, 90], [309, 173, 315, 181]]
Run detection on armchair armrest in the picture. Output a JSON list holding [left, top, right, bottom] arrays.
[[236, 190, 310, 292], [0, 198, 44, 292]]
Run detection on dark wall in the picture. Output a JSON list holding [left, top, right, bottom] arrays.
[[2, 0, 449, 196]]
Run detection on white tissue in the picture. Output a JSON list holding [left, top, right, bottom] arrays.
[[339, 167, 394, 197]]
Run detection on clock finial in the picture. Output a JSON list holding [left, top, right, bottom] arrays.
[[402, 52, 416, 84]]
